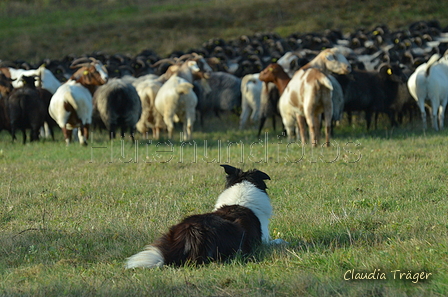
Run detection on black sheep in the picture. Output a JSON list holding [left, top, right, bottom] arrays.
[[92, 78, 142, 140], [7, 75, 46, 143], [335, 64, 405, 130], [195, 72, 241, 126]]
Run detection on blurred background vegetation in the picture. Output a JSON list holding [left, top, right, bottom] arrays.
[[1, 0, 447, 63]]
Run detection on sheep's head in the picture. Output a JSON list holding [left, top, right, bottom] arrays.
[[313, 48, 352, 75], [259, 63, 283, 83], [186, 60, 201, 76], [378, 63, 405, 83], [19, 75, 37, 88], [179, 53, 213, 80], [0, 73, 13, 98], [70, 57, 108, 86], [193, 55, 213, 79], [325, 48, 351, 74]]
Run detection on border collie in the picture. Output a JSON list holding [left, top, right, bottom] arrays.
[[125, 164, 273, 269]]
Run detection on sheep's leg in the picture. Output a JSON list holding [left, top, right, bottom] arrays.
[[387, 110, 398, 127], [285, 125, 295, 143], [430, 101, 439, 131], [78, 124, 89, 146], [77, 129, 84, 145], [43, 122, 53, 139], [109, 123, 117, 139], [365, 111, 373, 131], [165, 118, 174, 139], [432, 114, 438, 131], [347, 111, 353, 126], [83, 124, 90, 144], [10, 125, 16, 142], [30, 128, 39, 142], [129, 126, 136, 142], [421, 111, 427, 129], [282, 113, 294, 143], [250, 107, 260, 127], [374, 112, 379, 130], [439, 104, 446, 130], [121, 125, 126, 139], [152, 127, 160, 140], [239, 104, 251, 130], [296, 114, 307, 145], [185, 112, 195, 141], [182, 124, 189, 141], [62, 127, 72, 145], [257, 115, 267, 138], [324, 111, 332, 147], [22, 129, 27, 144], [325, 124, 331, 147], [47, 124, 55, 141], [418, 100, 427, 130], [306, 113, 320, 147]]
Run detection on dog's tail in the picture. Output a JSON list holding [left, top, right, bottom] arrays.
[[125, 246, 164, 269]]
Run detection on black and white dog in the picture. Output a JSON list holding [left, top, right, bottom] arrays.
[[125, 164, 274, 269]]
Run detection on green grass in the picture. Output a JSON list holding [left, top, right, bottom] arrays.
[[1, 0, 448, 63], [1, 1, 448, 295], [1, 115, 448, 296]]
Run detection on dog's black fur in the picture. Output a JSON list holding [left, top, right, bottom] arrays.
[[154, 204, 261, 266], [221, 164, 271, 192], [125, 165, 272, 269]]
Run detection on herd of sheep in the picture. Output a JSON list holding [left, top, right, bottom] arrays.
[[1, 19, 448, 145]]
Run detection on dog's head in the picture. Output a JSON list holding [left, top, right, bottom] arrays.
[[220, 165, 271, 193]]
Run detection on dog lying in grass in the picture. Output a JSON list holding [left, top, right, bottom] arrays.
[[125, 164, 283, 269]]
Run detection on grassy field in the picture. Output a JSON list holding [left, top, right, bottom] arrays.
[[0, 114, 448, 296], [1, 0, 448, 63], [1, 1, 448, 296]]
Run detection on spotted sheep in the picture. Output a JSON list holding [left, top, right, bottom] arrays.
[[277, 48, 351, 146], [259, 63, 292, 95], [258, 63, 291, 136], [0, 64, 61, 94], [48, 57, 108, 145]]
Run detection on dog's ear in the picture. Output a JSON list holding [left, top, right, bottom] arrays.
[[220, 164, 238, 176], [254, 170, 271, 180]]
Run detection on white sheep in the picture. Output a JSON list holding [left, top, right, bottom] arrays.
[[407, 52, 448, 130], [134, 75, 166, 139], [154, 55, 213, 140], [155, 75, 196, 140], [1, 64, 61, 94], [239, 73, 262, 129]]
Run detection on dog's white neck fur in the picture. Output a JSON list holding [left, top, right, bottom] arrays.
[[214, 180, 272, 243]]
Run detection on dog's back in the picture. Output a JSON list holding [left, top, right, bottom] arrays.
[[125, 165, 272, 269], [155, 205, 261, 266]]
